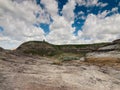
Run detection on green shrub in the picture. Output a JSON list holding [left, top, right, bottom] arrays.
[[60, 56, 80, 61]]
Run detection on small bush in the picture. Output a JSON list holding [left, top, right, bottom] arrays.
[[52, 60, 62, 65], [60, 56, 80, 61]]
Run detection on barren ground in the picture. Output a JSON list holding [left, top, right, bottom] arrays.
[[0, 52, 120, 90]]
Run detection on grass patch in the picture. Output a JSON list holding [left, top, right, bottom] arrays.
[[59, 56, 80, 61], [52, 53, 83, 62]]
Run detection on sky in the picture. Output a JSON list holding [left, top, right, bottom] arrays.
[[0, 0, 120, 49]]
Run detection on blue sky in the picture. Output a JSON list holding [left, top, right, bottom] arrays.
[[0, 0, 120, 49], [38, 0, 120, 35]]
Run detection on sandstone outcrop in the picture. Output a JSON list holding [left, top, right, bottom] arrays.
[[86, 39, 120, 64]]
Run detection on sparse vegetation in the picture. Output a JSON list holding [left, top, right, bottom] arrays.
[[59, 56, 80, 61], [52, 60, 62, 65], [16, 41, 109, 57]]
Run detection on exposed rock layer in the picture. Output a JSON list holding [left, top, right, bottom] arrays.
[[86, 39, 120, 63]]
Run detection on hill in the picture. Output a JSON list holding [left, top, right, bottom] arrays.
[[15, 39, 120, 66], [16, 41, 57, 56], [16, 40, 109, 56], [0, 47, 4, 52]]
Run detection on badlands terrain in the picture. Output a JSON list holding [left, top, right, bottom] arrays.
[[0, 39, 120, 90]]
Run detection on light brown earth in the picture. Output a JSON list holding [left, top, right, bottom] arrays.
[[0, 51, 120, 90]]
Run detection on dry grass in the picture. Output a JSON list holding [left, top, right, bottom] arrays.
[[52, 60, 62, 65], [85, 57, 120, 67]]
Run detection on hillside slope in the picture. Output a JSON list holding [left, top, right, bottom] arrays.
[[16, 41, 57, 56], [16, 40, 109, 56]]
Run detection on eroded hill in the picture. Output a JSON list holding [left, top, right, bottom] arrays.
[[16, 40, 110, 56]]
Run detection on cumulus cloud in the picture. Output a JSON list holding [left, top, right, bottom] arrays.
[[0, 0, 49, 49], [0, 0, 47, 24], [96, 2, 108, 7], [78, 14, 120, 43], [0, 0, 120, 49], [46, 16, 76, 44], [62, 0, 76, 23], [40, 0, 58, 19], [75, 0, 108, 7], [75, 0, 98, 6], [0, 0, 77, 48], [45, 0, 77, 44]]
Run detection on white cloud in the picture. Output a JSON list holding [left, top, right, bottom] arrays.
[[75, 0, 108, 8], [46, 16, 76, 44], [62, 0, 76, 23], [111, 7, 118, 13], [0, 0, 48, 49], [40, 0, 58, 19], [86, 0, 98, 6], [78, 11, 84, 15], [39, 0, 77, 44], [97, 7, 118, 19], [0, 0, 119, 49], [97, 10, 110, 18], [75, 0, 98, 7], [0, 0, 77, 48], [0, 37, 21, 49], [78, 14, 120, 43], [75, 0, 86, 6], [0, 0, 50, 24], [96, 2, 108, 7]]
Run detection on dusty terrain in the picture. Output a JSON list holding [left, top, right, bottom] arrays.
[[0, 51, 120, 90], [0, 39, 120, 90]]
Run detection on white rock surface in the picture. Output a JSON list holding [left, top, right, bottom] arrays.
[[86, 51, 120, 58], [98, 44, 120, 50]]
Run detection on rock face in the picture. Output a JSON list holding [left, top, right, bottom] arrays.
[[113, 39, 120, 44], [86, 51, 120, 63], [97, 39, 120, 51], [98, 44, 120, 51], [86, 39, 120, 63]]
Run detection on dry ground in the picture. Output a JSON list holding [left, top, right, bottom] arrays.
[[0, 52, 120, 90]]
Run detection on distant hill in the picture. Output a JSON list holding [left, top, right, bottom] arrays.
[[16, 40, 110, 56], [16, 41, 57, 56], [0, 47, 4, 51]]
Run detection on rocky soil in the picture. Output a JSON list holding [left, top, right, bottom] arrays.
[[0, 51, 120, 90], [0, 39, 120, 90]]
